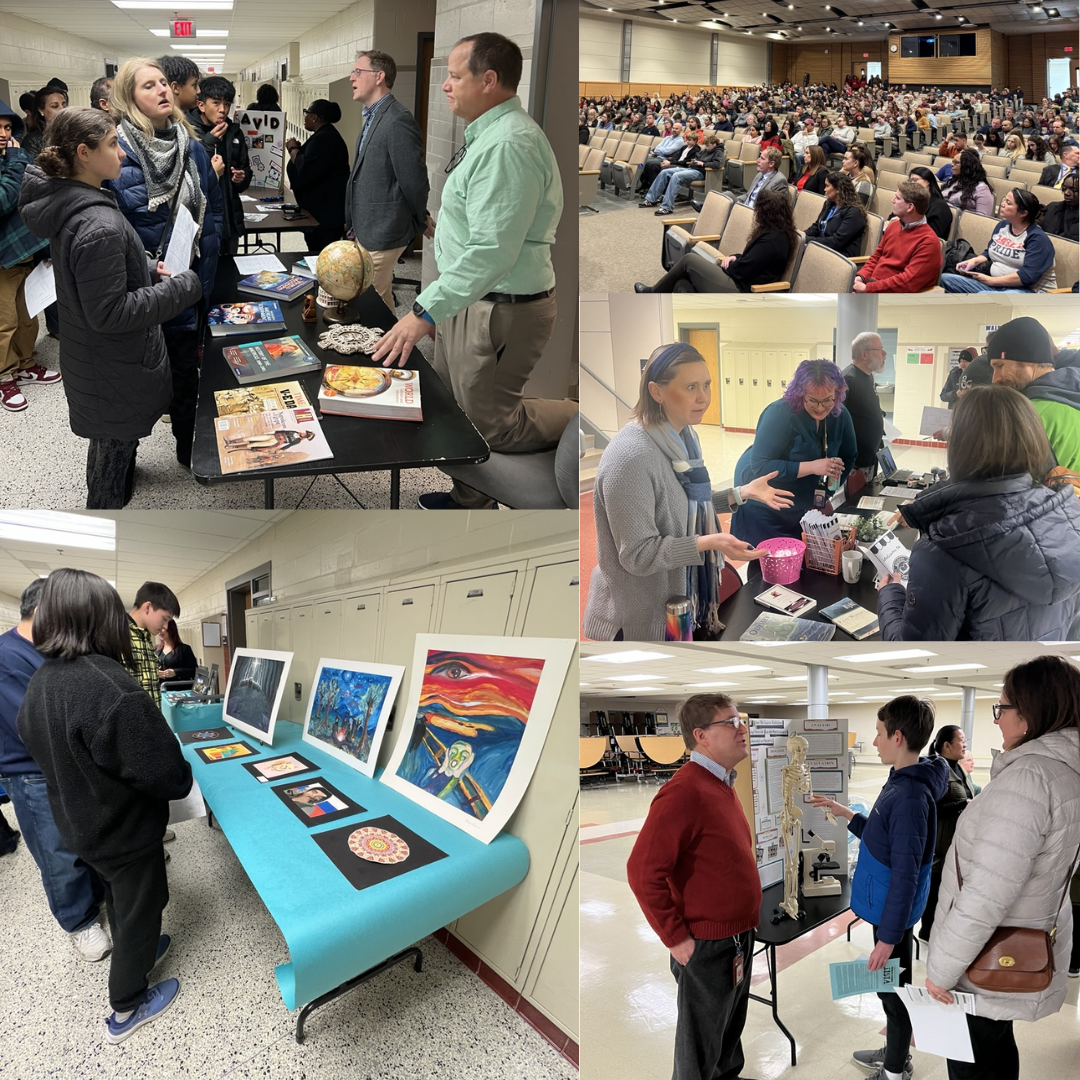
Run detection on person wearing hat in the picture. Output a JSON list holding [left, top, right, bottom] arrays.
[[285, 98, 350, 254], [939, 348, 977, 409], [188, 76, 252, 256], [791, 116, 818, 156], [988, 316, 1080, 475]]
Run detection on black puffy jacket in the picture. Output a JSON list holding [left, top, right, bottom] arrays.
[[878, 474, 1080, 640], [18, 166, 201, 440]]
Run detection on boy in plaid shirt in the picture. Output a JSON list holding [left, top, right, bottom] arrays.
[[126, 582, 180, 709]]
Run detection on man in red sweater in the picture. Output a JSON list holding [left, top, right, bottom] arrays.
[[853, 182, 942, 293], [627, 694, 761, 1080]]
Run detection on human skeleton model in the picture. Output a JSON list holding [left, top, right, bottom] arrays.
[[778, 735, 838, 919]]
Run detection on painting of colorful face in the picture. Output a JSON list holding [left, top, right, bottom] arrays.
[[307, 666, 394, 765], [393, 651, 545, 820]]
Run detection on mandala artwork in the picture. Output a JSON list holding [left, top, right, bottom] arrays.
[[348, 827, 410, 865]]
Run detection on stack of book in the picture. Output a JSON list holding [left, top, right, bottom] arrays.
[[222, 335, 323, 385], [317, 366, 423, 422]]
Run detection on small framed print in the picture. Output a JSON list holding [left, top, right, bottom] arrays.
[[241, 752, 318, 784], [194, 740, 259, 763], [270, 776, 364, 826]]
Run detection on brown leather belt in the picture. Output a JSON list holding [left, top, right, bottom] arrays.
[[481, 288, 555, 304]]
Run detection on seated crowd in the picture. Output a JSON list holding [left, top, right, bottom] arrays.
[[582, 80, 1078, 294]]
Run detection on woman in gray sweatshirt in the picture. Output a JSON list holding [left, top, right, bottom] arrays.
[[583, 342, 794, 641]]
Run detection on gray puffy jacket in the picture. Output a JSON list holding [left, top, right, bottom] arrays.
[[925, 728, 1080, 1021], [18, 165, 200, 440]]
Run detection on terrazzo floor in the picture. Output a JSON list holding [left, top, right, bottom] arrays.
[[0, 810, 577, 1080], [580, 762, 1080, 1080], [0, 231, 450, 510]]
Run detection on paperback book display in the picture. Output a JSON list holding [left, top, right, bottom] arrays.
[[318, 366, 423, 422], [215, 407, 334, 475], [214, 381, 311, 416], [236, 271, 313, 302], [207, 301, 286, 337], [223, 335, 323, 385], [739, 612, 836, 642], [819, 598, 880, 639]]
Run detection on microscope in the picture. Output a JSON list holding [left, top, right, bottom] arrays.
[[801, 830, 842, 897]]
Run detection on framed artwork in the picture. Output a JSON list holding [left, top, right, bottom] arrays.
[[222, 647, 293, 745], [301, 658, 405, 779], [194, 740, 259, 763], [381, 635, 576, 844], [312, 814, 447, 892], [177, 726, 233, 745], [241, 752, 318, 784], [270, 776, 364, 826]]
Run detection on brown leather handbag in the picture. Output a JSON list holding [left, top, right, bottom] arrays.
[[956, 843, 1080, 993]]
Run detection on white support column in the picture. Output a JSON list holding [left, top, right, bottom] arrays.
[[959, 685, 975, 746], [807, 664, 830, 720]]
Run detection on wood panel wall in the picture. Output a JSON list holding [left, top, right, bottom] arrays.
[[1005, 31, 1078, 100], [887, 27, 992, 85], [990, 32, 1007, 93], [771, 41, 890, 88]]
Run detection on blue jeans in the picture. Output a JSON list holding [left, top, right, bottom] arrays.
[[0, 772, 103, 932], [940, 274, 1028, 293], [647, 167, 702, 211]]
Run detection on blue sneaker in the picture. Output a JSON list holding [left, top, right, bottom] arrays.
[[105, 978, 179, 1044], [151, 934, 170, 972]]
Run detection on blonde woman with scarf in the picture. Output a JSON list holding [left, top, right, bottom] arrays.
[[584, 342, 793, 641], [104, 58, 222, 471]]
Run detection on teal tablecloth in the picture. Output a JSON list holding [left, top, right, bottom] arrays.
[[167, 703, 530, 1010]]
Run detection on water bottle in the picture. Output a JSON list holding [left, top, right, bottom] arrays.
[[665, 596, 693, 641]]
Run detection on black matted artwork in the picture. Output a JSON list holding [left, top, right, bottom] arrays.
[[194, 740, 260, 763], [312, 814, 448, 892], [241, 752, 318, 783], [270, 775, 365, 826], [177, 726, 234, 745]]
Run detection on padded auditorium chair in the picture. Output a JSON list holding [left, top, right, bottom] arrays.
[[660, 191, 734, 271]]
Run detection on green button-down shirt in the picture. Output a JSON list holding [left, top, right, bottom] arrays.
[[417, 96, 563, 324], [125, 615, 161, 708]]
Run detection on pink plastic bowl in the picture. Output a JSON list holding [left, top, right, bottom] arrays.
[[757, 537, 807, 585]]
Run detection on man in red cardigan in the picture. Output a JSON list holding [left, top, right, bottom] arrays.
[[627, 694, 761, 1080], [853, 182, 942, 294]]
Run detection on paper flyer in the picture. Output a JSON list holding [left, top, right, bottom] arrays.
[[829, 958, 901, 999]]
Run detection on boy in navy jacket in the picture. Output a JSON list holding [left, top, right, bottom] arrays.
[[813, 697, 949, 1080]]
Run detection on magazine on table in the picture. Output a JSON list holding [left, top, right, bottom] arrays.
[[223, 335, 323, 385], [317, 366, 422, 421], [213, 381, 311, 416], [207, 300, 286, 337], [215, 407, 333, 475]]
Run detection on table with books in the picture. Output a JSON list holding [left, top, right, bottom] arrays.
[[238, 185, 319, 253], [191, 257, 489, 508], [716, 478, 931, 641]]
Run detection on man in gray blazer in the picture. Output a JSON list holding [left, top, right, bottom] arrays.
[[344, 51, 432, 312], [736, 148, 789, 208]]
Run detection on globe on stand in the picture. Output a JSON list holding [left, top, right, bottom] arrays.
[[315, 239, 376, 324]]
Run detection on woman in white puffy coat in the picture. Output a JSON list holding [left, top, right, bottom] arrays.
[[924, 655, 1080, 1080]]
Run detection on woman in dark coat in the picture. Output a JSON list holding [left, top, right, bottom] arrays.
[[804, 171, 866, 257], [877, 384, 1080, 640], [285, 99, 350, 253], [919, 725, 978, 941], [19, 109, 200, 509], [156, 619, 197, 683]]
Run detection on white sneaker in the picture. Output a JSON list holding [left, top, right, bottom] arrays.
[[71, 921, 111, 962], [163, 828, 176, 843]]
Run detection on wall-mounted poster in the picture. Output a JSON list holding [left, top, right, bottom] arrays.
[[301, 659, 405, 779], [381, 635, 576, 844], [222, 647, 293, 745]]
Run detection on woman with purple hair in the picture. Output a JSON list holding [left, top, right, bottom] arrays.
[[729, 358, 857, 548]]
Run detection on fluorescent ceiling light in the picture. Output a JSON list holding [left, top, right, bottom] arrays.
[[583, 650, 675, 664], [171, 45, 228, 50], [834, 649, 937, 663], [695, 665, 769, 674], [112, 2, 234, 9], [0, 511, 116, 551], [151, 28, 229, 36], [829, 691, 853, 696], [773, 674, 838, 682], [899, 664, 986, 673], [685, 681, 739, 688], [619, 687, 664, 692], [607, 673, 666, 682]]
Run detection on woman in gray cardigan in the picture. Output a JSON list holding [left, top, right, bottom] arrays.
[[924, 655, 1080, 1080], [583, 342, 793, 641]]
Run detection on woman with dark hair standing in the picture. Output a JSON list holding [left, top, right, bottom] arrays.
[[285, 99, 350, 253], [729, 358, 857, 547], [155, 619, 197, 683], [907, 166, 954, 240], [16, 569, 192, 1043], [924, 655, 1080, 1080], [942, 188, 1055, 292], [20, 85, 68, 159], [940, 149, 994, 215], [634, 187, 798, 293], [584, 343, 792, 641], [877, 384, 1080, 639], [804, 171, 866, 256], [918, 725, 978, 942]]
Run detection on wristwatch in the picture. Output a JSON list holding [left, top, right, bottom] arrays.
[[412, 301, 433, 324]]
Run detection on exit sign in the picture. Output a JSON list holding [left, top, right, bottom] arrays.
[[170, 19, 197, 38], [863, 53, 869, 58]]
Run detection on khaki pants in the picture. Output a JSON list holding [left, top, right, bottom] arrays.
[[0, 261, 40, 379], [368, 246, 406, 315], [432, 292, 578, 508]]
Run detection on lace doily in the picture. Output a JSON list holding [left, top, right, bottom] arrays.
[[317, 324, 386, 355]]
